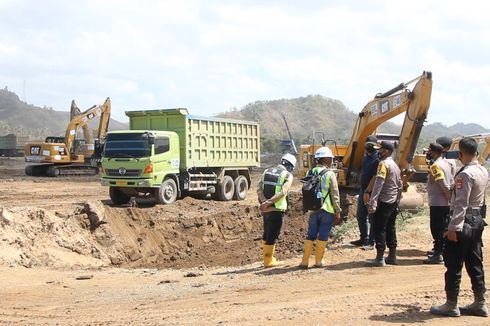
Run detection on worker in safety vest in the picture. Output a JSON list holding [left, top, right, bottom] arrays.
[[257, 153, 295, 268], [299, 147, 341, 269]]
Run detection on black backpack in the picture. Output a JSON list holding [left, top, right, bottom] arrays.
[[301, 168, 329, 212]]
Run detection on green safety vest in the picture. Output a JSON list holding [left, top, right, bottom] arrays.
[[262, 165, 289, 211], [311, 166, 335, 213]]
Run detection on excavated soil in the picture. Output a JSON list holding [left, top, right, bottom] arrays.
[[3, 157, 490, 325]]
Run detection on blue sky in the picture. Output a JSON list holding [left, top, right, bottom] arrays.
[[0, 0, 489, 127]]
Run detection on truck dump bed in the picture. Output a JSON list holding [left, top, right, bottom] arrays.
[[127, 109, 260, 169]]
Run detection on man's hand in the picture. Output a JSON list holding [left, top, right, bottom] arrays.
[[445, 230, 458, 242], [368, 205, 376, 214], [363, 193, 370, 205], [259, 200, 271, 213], [334, 211, 341, 224]]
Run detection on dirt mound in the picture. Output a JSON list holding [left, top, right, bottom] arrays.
[[0, 188, 359, 269]]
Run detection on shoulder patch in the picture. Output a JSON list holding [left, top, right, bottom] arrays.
[[455, 176, 464, 189], [376, 162, 387, 179], [430, 164, 445, 181]]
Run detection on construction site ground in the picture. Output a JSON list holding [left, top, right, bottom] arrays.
[[0, 157, 489, 326]]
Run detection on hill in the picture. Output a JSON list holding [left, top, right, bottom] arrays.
[[216, 95, 489, 153], [0, 88, 127, 141]]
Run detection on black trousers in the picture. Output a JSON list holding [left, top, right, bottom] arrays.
[[263, 211, 284, 245], [429, 206, 450, 254], [373, 201, 398, 252], [444, 214, 486, 294]]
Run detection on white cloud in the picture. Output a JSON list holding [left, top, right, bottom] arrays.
[[0, 0, 489, 128]]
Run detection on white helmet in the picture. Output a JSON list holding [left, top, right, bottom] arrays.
[[315, 147, 334, 159], [281, 153, 297, 168]]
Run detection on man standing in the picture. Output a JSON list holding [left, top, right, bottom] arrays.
[[351, 135, 379, 247], [366, 141, 403, 267], [431, 137, 489, 317], [257, 153, 295, 268], [424, 142, 454, 264], [299, 147, 341, 269]]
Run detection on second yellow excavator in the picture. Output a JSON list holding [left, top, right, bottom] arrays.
[[24, 98, 111, 176]]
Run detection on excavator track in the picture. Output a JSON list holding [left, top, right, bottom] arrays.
[[25, 164, 99, 177]]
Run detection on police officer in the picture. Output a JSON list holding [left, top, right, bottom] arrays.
[[366, 141, 403, 267], [424, 142, 454, 264], [436, 136, 457, 176], [257, 153, 295, 268], [299, 147, 341, 269], [351, 135, 379, 248], [431, 137, 489, 317]]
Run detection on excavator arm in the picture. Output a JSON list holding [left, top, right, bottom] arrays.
[[341, 71, 433, 188], [64, 97, 111, 156]]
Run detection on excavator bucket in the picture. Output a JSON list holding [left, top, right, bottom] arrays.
[[399, 184, 424, 212]]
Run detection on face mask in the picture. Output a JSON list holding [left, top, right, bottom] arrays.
[[425, 152, 434, 165]]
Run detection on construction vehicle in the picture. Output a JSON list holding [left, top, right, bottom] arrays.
[[0, 134, 29, 157], [448, 133, 490, 164], [24, 98, 111, 176], [299, 71, 433, 208], [412, 133, 490, 181], [100, 108, 260, 205], [280, 113, 298, 155]]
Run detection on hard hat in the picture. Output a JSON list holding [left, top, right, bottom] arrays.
[[281, 153, 297, 168], [314, 147, 334, 159]]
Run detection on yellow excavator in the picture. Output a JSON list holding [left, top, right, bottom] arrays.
[[299, 71, 433, 208], [24, 97, 111, 177], [412, 133, 490, 179], [448, 133, 490, 164]]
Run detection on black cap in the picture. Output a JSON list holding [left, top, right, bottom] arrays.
[[365, 135, 378, 145], [436, 136, 453, 149], [374, 141, 394, 152], [428, 142, 444, 153]]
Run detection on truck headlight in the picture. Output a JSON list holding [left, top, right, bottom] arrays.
[[137, 180, 150, 186], [101, 179, 110, 186]]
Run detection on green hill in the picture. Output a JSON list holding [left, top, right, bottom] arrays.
[[0, 88, 127, 141], [216, 95, 489, 153]]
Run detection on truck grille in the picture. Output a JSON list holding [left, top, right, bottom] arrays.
[[105, 168, 142, 177]]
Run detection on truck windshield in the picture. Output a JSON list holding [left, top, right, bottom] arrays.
[[103, 133, 151, 158]]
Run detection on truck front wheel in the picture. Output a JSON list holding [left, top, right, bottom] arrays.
[[156, 178, 178, 204], [234, 175, 248, 200], [216, 175, 235, 201], [109, 187, 131, 205]]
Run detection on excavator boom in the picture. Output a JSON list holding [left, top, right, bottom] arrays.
[[24, 97, 111, 177]]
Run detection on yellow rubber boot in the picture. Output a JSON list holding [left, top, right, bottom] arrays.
[[263, 244, 282, 268], [314, 240, 327, 267], [299, 240, 314, 269]]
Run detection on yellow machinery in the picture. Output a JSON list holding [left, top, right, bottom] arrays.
[[448, 133, 490, 164], [299, 71, 433, 209], [412, 133, 490, 180], [24, 98, 111, 176]]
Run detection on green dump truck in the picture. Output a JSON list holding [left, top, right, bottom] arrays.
[[101, 108, 260, 205]]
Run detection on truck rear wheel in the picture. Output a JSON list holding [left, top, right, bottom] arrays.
[[216, 175, 235, 201], [233, 175, 248, 200], [110, 187, 131, 205], [156, 178, 178, 204]]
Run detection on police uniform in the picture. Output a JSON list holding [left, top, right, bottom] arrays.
[[426, 155, 454, 261], [367, 154, 403, 264], [444, 160, 488, 299], [257, 164, 293, 267]]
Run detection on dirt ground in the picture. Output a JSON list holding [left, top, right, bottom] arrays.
[[0, 157, 489, 325]]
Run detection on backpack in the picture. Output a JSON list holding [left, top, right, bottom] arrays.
[[301, 168, 329, 212]]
